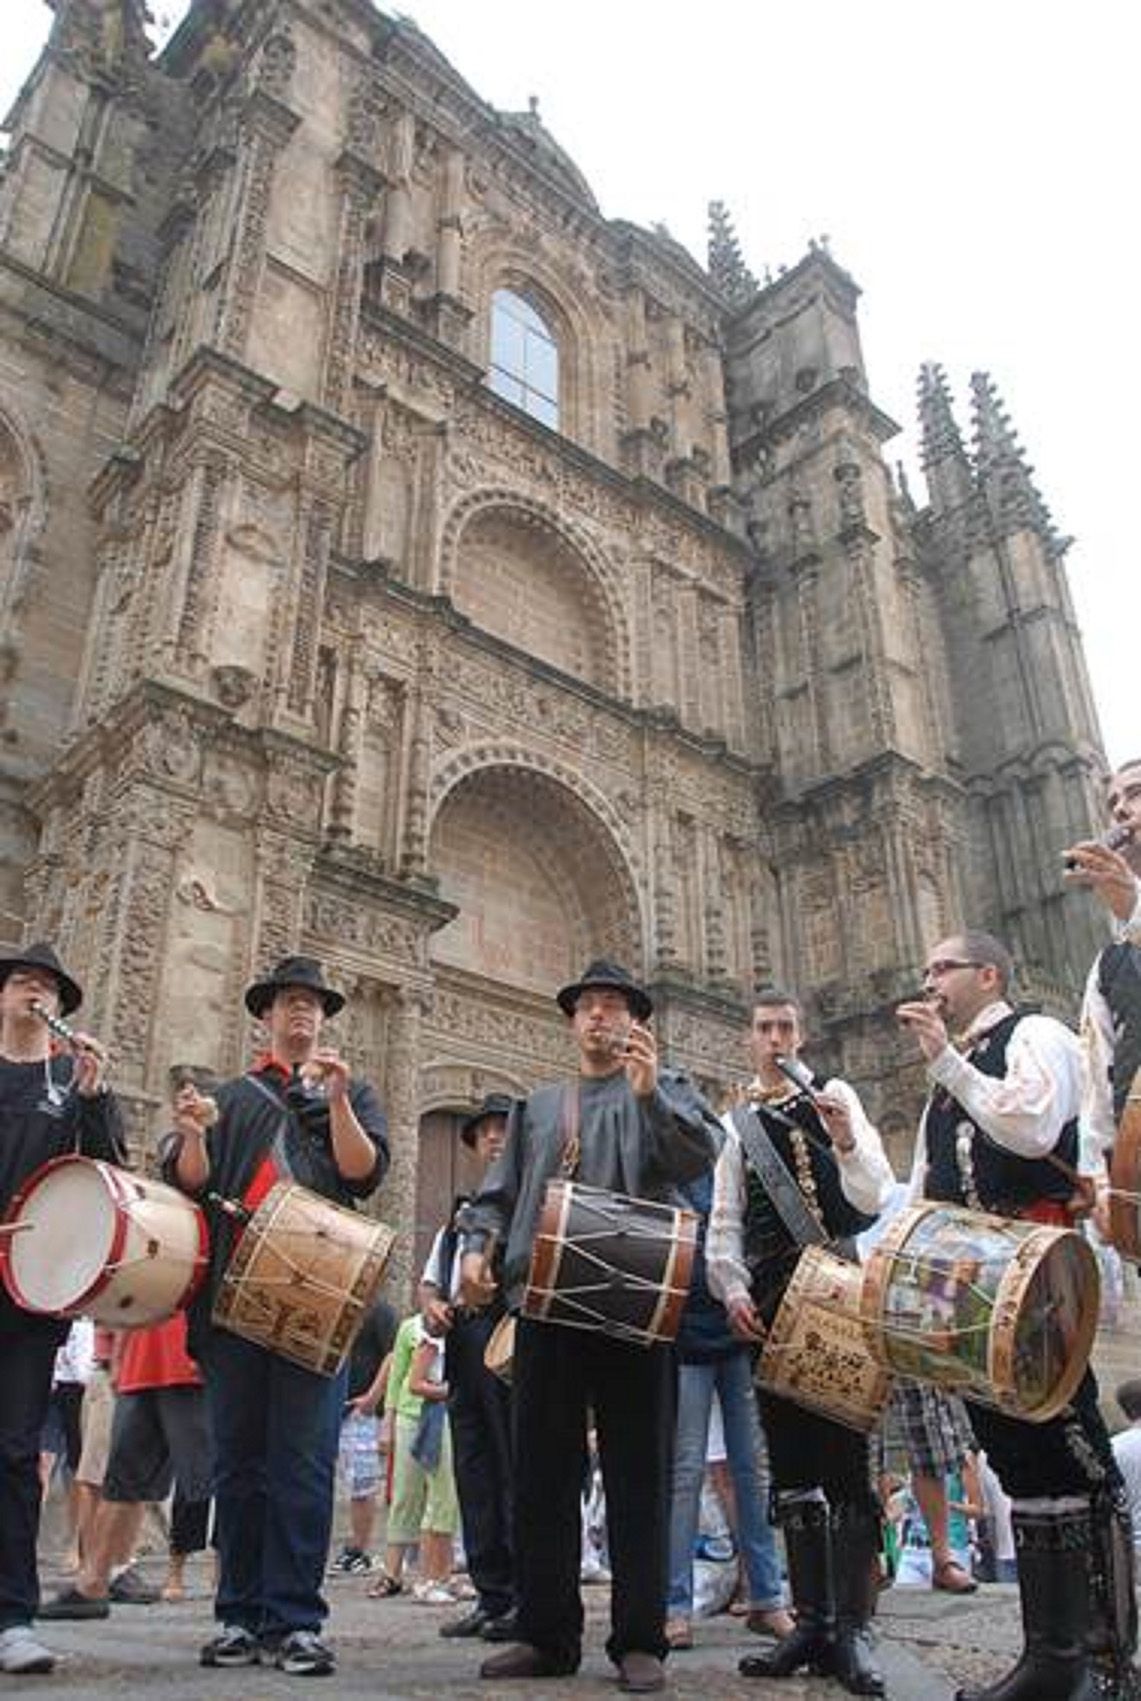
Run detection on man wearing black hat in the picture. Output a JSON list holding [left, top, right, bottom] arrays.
[[163, 956, 388, 1679], [421, 1094, 517, 1642], [458, 961, 721, 1695], [0, 942, 125, 1677]]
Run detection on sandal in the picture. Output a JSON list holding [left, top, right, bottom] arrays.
[[746, 1607, 796, 1638], [367, 1573, 404, 1599], [932, 1558, 977, 1594]]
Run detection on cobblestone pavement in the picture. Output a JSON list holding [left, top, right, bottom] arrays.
[[17, 1556, 1027, 1699]]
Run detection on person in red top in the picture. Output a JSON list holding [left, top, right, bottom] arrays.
[[38, 1310, 212, 1619], [163, 956, 388, 1680]]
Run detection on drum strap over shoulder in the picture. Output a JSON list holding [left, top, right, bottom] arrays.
[[729, 1105, 827, 1249]]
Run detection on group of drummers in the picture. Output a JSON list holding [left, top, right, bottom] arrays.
[[0, 752, 1138, 1697]]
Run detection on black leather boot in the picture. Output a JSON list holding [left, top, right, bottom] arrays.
[[955, 1507, 1099, 1701], [831, 1504, 886, 1697], [739, 1498, 835, 1681]]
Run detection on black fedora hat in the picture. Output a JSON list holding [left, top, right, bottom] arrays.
[[0, 941, 83, 1016], [555, 958, 652, 1022], [244, 955, 345, 1019], [460, 1092, 515, 1149]]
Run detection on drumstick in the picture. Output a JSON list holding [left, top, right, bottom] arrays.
[[205, 1191, 252, 1225], [0, 1221, 34, 1235]]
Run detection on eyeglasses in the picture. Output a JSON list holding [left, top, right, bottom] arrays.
[[922, 958, 983, 980]]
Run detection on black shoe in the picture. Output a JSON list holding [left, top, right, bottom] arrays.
[[274, 1630, 335, 1677], [834, 1625, 886, 1696], [481, 1609, 520, 1643], [440, 1605, 494, 1639], [37, 1586, 111, 1621], [618, 1652, 666, 1693], [200, 1626, 261, 1668], [109, 1565, 161, 1605], [479, 1642, 579, 1680]]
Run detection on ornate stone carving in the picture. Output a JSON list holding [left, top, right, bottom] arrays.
[[257, 31, 297, 100], [211, 663, 257, 710]]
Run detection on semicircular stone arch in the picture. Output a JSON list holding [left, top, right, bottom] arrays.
[[443, 489, 630, 699], [428, 754, 644, 996]]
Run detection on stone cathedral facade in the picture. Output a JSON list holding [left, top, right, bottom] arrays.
[[0, 0, 1110, 1282]]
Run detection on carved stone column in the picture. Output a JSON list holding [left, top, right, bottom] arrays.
[[172, 454, 227, 677], [325, 153, 384, 417], [215, 91, 301, 362], [675, 583, 700, 732], [381, 983, 429, 1301], [790, 559, 827, 772], [423, 146, 473, 348], [251, 828, 316, 981], [285, 501, 332, 721], [651, 799, 678, 972], [327, 641, 364, 842]]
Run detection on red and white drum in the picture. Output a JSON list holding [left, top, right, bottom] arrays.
[[1, 1155, 207, 1328]]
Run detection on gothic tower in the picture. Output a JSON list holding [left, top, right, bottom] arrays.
[[916, 363, 1107, 999]]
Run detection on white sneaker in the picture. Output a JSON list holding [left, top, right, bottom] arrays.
[[0, 1624, 55, 1675], [411, 1581, 456, 1605]]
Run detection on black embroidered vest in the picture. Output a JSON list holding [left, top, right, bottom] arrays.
[[924, 1011, 1077, 1211], [743, 1094, 875, 1316], [1097, 942, 1141, 1124]]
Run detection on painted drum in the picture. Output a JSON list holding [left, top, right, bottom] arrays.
[[861, 1201, 1099, 1423], [212, 1180, 395, 1377], [758, 1244, 892, 1433]]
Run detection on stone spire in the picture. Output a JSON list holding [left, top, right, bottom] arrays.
[[917, 362, 971, 512], [970, 370, 1064, 550], [46, 0, 152, 84], [707, 200, 758, 308]]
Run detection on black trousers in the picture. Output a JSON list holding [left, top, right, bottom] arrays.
[[445, 1314, 514, 1617], [512, 1318, 674, 1667], [968, 1368, 1117, 1500], [0, 1328, 58, 1631], [758, 1386, 877, 1514]]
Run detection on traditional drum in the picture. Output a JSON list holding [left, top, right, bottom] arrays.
[[522, 1179, 697, 1346], [861, 1202, 1098, 1423], [1, 1155, 207, 1328], [212, 1181, 395, 1377], [757, 1245, 891, 1433], [1107, 1067, 1141, 1262]]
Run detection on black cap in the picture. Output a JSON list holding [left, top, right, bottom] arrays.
[[244, 956, 345, 1019], [460, 1092, 514, 1149], [0, 941, 83, 1016], [555, 958, 652, 1022]]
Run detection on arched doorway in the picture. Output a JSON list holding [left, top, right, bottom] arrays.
[[415, 762, 642, 1263]]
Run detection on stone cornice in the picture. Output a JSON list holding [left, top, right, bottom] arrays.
[[730, 372, 900, 467], [312, 842, 457, 933], [26, 678, 338, 819], [0, 255, 145, 376]]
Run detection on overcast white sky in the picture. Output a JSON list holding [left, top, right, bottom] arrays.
[[3, 0, 1135, 769]]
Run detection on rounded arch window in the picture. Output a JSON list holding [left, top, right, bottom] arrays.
[[488, 288, 559, 429]]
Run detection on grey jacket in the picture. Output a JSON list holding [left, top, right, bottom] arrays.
[[458, 1066, 721, 1311]]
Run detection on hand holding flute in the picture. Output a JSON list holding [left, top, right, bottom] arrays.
[[30, 999, 109, 1098]]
